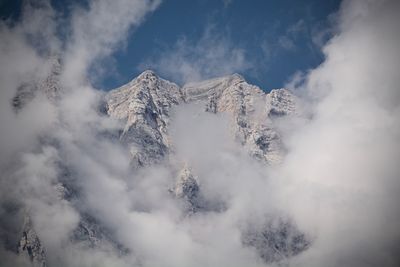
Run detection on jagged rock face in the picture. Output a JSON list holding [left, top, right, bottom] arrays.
[[72, 214, 128, 255], [267, 88, 297, 117], [105, 70, 183, 167], [10, 57, 62, 267], [17, 214, 46, 267], [105, 71, 298, 209], [12, 57, 62, 111], [172, 166, 226, 214], [106, 72, 298, 166], [105, 72, 299, 223], [182, 74, 297, 164], [241, 217, 310, 263], [174, 167, 199, 201], [55, 173, 127, 254], [172, 166, 202, 213]]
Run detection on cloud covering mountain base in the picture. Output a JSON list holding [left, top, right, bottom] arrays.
[[0, 0, 400, 267]]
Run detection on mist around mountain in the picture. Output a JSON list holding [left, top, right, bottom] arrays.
[[1, 1, 400, 267]]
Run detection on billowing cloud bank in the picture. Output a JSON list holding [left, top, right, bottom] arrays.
[[0, 0, 400, 267], [278, 0, 400, 265]]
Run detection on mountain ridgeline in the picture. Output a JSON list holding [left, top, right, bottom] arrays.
[[6, 67, 308, 267]]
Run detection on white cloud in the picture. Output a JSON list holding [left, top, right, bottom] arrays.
[[1, 0, 400, 266], [261, 19, 308, 59], [0, 0, 162, 266], [278, 35, 296, 50], [278, 0, 400, 266], [62, 0, 160, 86]]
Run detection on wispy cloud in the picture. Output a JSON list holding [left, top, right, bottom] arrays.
[[140, 25, 252, 84], [63, 0, 160, 86], [261, 19, 307, 59], [280, 0, 400, 265], [222, 0, 233, 8]]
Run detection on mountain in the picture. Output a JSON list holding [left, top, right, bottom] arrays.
[[5, 69, 306, 266], [105, 70, 183, 167], [106, 71, 298, 166], [106, 71, 307, 263]]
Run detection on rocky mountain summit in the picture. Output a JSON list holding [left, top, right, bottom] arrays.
[[105, 70, 183, 167], [5, 69, 305, 266], [106, 70, 298, 165]]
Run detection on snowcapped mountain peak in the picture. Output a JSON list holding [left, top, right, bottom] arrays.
[[105, 71, 298, 166], [135, 69, 158, 81], [105, 70, 183, 166], [230, 72, 245, 81], [181, 73, 246, 102], [125, 69, 163, 88]]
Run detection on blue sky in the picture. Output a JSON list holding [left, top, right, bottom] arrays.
[[0, 0, 341, 91]]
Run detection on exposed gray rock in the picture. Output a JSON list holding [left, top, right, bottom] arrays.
[[182, 74, 298, 164], [172, 166, 202, 213], [55, 178, 127, 253], [241, 217, 310, 264], [72, 214, 128, 255], [267, 88, 297, 117], [106, 71, 299, 166], [17, 214, 46, 267], [105, 70, 183, 167], [12, 56, 62, 111]]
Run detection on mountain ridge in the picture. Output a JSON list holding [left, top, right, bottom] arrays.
[[106, 69, 298, 165], [7, 67, 305, 267]]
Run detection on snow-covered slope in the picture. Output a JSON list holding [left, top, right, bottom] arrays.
[[105, 70, 183, 167], [182, 74, 297, 164]]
